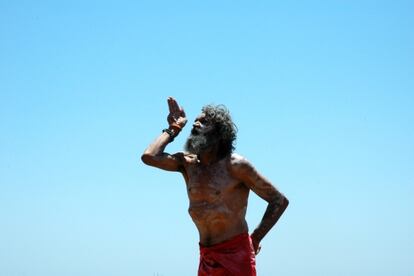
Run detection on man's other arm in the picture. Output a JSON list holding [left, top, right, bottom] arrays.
[[231, 154, 289, 254]]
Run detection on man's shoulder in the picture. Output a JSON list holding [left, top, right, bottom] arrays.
[[229, 153, 247, 164], [228, 153, 252, 171], [227, 153, 257, 181]]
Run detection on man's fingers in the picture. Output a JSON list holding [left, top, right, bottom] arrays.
[[167, 96, 180, 114], [256, 245, 261, 255], [171, 100, 180, 114], [167, 97, 175, 113]]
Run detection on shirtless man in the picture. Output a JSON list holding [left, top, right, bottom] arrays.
[[141, 97, 289, 276]]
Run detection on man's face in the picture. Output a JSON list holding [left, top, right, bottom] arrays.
[[185, 113, 217, 154], [191, 113, 215, 135]]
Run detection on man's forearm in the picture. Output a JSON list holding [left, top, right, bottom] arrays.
[[143, 131, 173, 157], [251, 196, 289, 242]]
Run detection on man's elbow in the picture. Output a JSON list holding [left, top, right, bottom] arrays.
[[141, 152, 155, 165], [283, 196, 289, 208], [273, 195, 289, 210]]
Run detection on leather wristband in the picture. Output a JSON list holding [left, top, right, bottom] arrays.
[[162, 128, 176, 142]]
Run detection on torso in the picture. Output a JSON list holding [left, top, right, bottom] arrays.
[[180, 153, 250, 246]]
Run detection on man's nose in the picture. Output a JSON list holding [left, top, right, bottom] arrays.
[[193, 121, 201, 128]]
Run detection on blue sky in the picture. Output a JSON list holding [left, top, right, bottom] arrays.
[[1, 1, 413, 275]]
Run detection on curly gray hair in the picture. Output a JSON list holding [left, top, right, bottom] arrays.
[[201, 104, 237, 158]]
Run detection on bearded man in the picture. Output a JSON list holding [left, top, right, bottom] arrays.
[[141, 97, 289, 276]]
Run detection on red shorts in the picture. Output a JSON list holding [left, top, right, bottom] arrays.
[[198, 233, 256, 276]]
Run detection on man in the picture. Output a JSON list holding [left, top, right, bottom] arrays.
[[141, 97, 289, 276]]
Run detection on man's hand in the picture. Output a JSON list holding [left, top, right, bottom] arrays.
[[251, 235, 262, 255], [167, 97, 187, 129]]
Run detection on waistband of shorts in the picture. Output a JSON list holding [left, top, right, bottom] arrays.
[[199, 232, 251, 251]]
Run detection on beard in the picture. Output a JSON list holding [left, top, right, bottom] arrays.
[[184, 129, 217, 155]]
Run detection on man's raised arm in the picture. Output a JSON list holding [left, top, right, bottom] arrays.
[[141, 97, 187, 172]]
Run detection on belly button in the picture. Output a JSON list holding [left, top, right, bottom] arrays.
[[215, 190, 221, 195]]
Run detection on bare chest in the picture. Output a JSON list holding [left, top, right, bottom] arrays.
[[185, 162, 238, 202]]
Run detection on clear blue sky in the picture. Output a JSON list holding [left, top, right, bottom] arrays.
[[1, 1, 413, 275]]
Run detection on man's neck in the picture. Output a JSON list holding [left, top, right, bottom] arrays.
[[198, 146, 220, 165]]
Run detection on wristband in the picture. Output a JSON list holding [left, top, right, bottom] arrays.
[[162, 128, 176, 142]]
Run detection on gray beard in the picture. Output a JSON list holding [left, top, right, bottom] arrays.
[[184, 132, 215, 155]]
